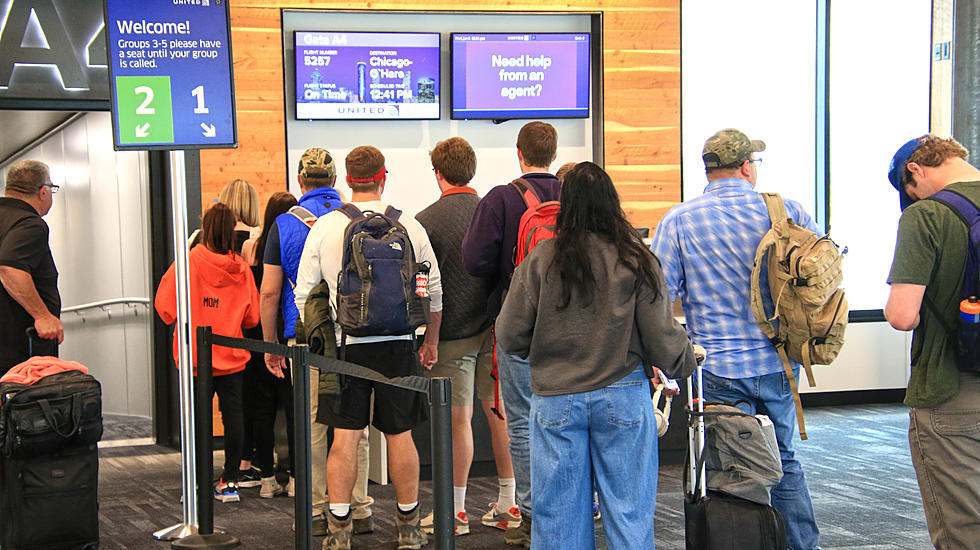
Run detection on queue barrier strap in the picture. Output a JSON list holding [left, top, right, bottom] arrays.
[[207, 334, 431, 394]]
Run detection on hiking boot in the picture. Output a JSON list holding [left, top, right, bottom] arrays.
[[287, 476, 295, 497], [504, 514, 531, 548], [237, 466, 262, 488], [482, 503, 522, 530], [213, 478, 240, 503], [353, 515, 375, 535], [312, 512, 328, 536], [395, 506, 428, 549], [260, 476, 285, 499], [322, 513, 353, 550], [421, 510, 469, 535], [293, 512, 328, 536]]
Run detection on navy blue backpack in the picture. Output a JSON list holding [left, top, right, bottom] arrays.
[[334, 204, 429, 348], [924, 189, 980, 373]]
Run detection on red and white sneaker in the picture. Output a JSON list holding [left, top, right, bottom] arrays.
[[420, 510, 470, 536], [482, 503, 521, 530]]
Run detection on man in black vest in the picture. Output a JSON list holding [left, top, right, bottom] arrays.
[[0, 160, 62, 374], [416, 137, 518, 537]]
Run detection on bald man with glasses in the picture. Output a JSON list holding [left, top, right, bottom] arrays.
[[0, 159, 63, 373]]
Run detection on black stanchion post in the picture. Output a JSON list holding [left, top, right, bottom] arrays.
[[428, 377, 455, 550], [172, 326, 240, 549], [292, 344, 313, 550], [197, 326, 214, 534]]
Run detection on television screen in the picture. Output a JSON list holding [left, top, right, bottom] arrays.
[[294, 31, 441, 120], [451, 33, 591, 120]]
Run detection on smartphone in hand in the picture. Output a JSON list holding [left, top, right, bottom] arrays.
[[657, 369, 680, 392]]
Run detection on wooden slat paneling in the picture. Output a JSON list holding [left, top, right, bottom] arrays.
[[202, 0, 682, 230]]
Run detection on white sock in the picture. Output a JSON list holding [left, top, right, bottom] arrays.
[[497, 477, 516, 511], [453, 486, 467, 514], [398, 501, 418, 513], [329, 503, 351, 518]]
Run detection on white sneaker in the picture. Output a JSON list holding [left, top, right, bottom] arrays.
[[259, 476, 284, 499], [421, 510, 470, 536], [482, 502, 521, 530]]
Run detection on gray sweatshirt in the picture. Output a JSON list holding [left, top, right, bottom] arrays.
[[496, 235, 696, 396]]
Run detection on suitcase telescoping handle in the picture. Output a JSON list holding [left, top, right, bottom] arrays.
[[26, 327, 58, 358], [687, 347, 707, 499]]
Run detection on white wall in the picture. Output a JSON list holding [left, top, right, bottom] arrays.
[[681, 1, 817, 208], [2, 112, 153, 417], [282, 11, 595, 217], [828, 0, 932, 311]]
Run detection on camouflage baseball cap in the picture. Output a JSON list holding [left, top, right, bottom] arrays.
[[298, 147, 336, 179], [702, 128, 766, 169]]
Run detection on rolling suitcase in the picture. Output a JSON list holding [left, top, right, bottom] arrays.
[[0, 330, 100, 550], [1, 444, 99, 550], [684, 363, 788, 550]]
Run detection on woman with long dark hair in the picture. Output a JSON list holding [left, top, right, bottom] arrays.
[[496, 162, 697, 548], [240, 191, 298, 497], [155, 202, 260, 503]]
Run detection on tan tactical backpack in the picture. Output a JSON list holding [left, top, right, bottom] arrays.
[[750, 193, 848, 439]]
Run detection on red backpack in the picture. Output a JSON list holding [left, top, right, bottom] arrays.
[[511, 178, 560, 266]]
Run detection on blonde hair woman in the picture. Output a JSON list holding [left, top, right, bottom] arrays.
[[214, 179, 261, 263]]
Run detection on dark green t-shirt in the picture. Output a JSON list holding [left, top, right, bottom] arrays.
[[887, 180, 980, 408]]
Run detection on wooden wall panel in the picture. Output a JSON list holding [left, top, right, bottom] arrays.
[[200, 0, 681, 231]]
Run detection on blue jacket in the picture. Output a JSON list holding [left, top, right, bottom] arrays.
[[276, 186, 343, 338]]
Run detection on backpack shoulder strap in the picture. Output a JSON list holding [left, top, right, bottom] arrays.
[[510, 177, 542, 209], [337, 203, 363, 221], [383, 205, 403, 221], [750, 230, 779, 341], [288, 205, 318, 227], [760, 192, 789, 226], [927, 189, 980, 228]]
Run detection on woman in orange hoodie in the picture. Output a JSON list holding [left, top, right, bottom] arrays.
[[155, 202, 260, 503]]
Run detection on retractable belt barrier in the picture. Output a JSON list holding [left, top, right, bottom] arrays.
[[194, 327, 455, 550]]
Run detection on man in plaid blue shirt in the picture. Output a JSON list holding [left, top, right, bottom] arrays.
[[651, 128, 822, 550]]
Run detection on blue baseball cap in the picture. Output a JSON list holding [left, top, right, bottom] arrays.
[[888, 137, 926, 211]]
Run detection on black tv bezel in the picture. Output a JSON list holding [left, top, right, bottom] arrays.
[[449, 31, 592, 121], [293, 30, 442, 121]]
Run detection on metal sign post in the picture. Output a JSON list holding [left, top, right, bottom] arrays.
[[152, 150, 199, 542], [102, 0, 238, 544]]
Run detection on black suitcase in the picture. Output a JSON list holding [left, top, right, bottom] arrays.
[[684, 364, 788, 550], [0, 330, 100, 550], [0, 444, 100, 550]]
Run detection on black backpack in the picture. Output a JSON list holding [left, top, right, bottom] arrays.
[[335, 204, 430, 340], [0, 370, 103, 457], [923, 189, 980, 373]]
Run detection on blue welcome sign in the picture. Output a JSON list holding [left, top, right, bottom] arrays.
[[104, 0, 237, 150]]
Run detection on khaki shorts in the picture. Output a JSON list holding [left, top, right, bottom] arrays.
[[424, 328, 495, 406]]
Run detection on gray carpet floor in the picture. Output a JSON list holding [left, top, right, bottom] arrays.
[[96, 404, 933, 549]]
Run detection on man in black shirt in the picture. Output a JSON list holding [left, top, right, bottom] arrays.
[[0, 160, 62, 373]]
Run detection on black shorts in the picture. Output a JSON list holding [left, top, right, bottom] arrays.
[[319, 339, 427, 434]]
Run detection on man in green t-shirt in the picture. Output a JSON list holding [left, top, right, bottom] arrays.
[[884, 134, 980, 550]]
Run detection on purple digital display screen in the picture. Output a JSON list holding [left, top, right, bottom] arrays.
[[451, 33, 590, 120], [294, 31, 440, 120]]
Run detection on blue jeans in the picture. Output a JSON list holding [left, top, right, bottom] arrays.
[[530, 368, 658, 550], [497, 346, 533, 515], [700, 369, 821, 550]]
